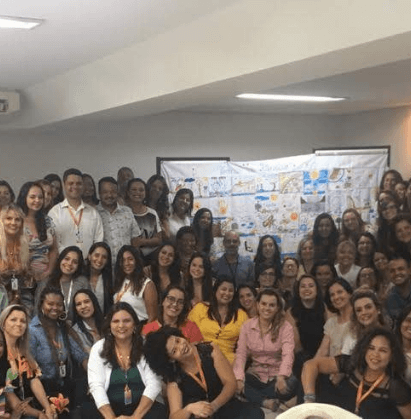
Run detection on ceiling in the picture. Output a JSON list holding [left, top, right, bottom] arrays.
[[1, 0, 411, 130]]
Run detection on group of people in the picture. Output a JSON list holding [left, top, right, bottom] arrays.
[[0, 167, 410, 418]]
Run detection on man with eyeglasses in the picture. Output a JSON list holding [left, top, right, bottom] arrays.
[[212, 231, 254, 287]]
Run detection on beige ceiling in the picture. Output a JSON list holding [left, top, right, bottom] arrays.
[[1, 0, 411, 130]]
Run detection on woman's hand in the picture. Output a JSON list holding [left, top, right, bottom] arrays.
[[44, 406, 57, 419], [236, 379, 244, 395], [275, 375, 288, 395], [187, 401, 214, 418], [329, 372, 344, 386]]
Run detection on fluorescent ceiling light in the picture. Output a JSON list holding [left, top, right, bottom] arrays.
[[236, 93, 346, 102], [0, 15, 43, 29]]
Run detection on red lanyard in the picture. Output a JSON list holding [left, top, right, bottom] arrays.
[[355, 372, 386, 414], [187, 350, 207, 393], [67, 206, 83, 228]]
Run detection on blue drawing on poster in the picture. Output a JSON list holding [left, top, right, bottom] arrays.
[[303, 170, 329, 195]]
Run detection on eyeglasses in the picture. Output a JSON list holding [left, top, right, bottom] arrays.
[[166, 295, 184, 306], [260, 271, 275, 277]]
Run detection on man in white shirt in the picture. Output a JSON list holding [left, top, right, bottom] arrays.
[[96, 176, 141, 265], [48, 168, 104, 257]]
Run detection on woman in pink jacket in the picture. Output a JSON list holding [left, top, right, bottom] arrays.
[[233, 288, 298, 412]]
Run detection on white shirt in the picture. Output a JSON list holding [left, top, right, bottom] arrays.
[[88, 338, 162, 409], [48, 199, 104, 257]]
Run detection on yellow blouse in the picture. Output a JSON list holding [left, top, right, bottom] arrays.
[[188, 302, 248, 363]]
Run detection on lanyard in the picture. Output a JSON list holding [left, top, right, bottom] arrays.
[[186, 349, 208, 393], [355, 372, 386, 414], [60, 279, 73, 312], [115, 280, 131, 303], [224, 255, 238, 282], [67, 206, 83, 229]]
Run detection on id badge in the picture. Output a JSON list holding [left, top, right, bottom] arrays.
[[11, 275, 18, 291], [76, 229, 83, 244], [59, 363, 66, 378], [124, 384, 132, 406]]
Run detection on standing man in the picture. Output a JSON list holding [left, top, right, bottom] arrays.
[[212, 231, 254, 287], [48, 168, 104, 257], [96, 176, 141, 265], [386, 255, 411, 324]]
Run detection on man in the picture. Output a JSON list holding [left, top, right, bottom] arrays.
[[48, 168, 104, 257], [385, 255, 411, 324], [212, 231, 254, 287], [96, 176, 141, 265]]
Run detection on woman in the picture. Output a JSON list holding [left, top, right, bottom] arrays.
[[392, 213, 411, 259], [355, 232, 376, 268], [254, 235, 282, 281], [311, 260, 337, 296], [126, 178, 162, 264], [376, 192, 400, 255], [83, 242, 113, 315], [29, 286, 88, 410], [113, 245, 158, 322], [373, 250, 392, 299], [340, 208, 365, 244], [395, 180, 408, 210], [234, 289, 298, 411], [44, 245, 89, 321], [142, 285, 203, 343], [287, 275, 327, 377], [379, 169, 403, 193], [256, 262, 278, 290], [0, 305, 54, 419], [355, 265, 380, 291], [0, 180, 15, 212], [17, 181, 58, 282], [238, 284, 258, 318], [72, 289, 103, 353], [38, 179, 53, 213], [176, 226, 197, 276], [188, 277, 248, 363], [44, 174, 64, 206], [192, 208, 214, 255], [302, 328, 411, 418], [168, 188, 194, 242], [144, 242, 182, 298], [0, 204, 34, 313], [81, 173, 99, 207], [334, 240, 361, 288], [297, 236, 314, 277], [341, 289, 388, 356], [395, 305, 411, 385], [88, 302, 166, 419], [146, 174, 170, 239], [185, 252, 213, 307], [144, 326, 263, 419], [312, 213, 339, 264], [277, 257, 299, 309]]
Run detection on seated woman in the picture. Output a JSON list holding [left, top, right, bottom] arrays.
[[334, 240, 361, 288], [168, 188, 194, 242], [234, 289, 298, 412], [254, 235, 282, 282], [16, 181, 58, 282], [188, 277, 248, 363], [142, 285, 203, 343], [29, 286, 88, 409], [144, 242, 182, 298], [114, 245, 158, 322], [192, 208, 215, 256], [185, 252, 213, 308], [88, 302, 166, 419], [72, 289, 103, 353], [297, 236, 314, 277], [302, 328, 411, 419], [312, 213, 339, 264], [355, 232, 376, 268], [0, 304, 54, 419], [144, 326, 264, 419], [146, 174, 170, 240], [238, 284, 258, 318], [83, 242, 113, 315]]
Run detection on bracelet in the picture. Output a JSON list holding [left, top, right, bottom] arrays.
[[303, 393, 316, 402]]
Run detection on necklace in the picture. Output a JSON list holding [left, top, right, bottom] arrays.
[[115, 346, 132, 406]]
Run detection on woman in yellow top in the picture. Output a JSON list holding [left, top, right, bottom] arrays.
[[188, 276, 248, 363]]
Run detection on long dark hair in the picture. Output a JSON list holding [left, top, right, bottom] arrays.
[[44, 173, 64, 204], [100, 302, 143, 367], [172, 188, 194, 217], [114, 245, 146, 295], [341, 208, 365, 241], [146, 175, 170, 221], [82, 174, 99, 205], [16, 181, 48, 242], [48, 246, 84, 288], [379, 170, 403, 192], [355, 232, 377, 266], [192, 208, 214, 253], [72, 288, 104, 344], [313, 213, 339, 246], [254, 235, 282, 278], [185, 252, 213, 304], [159, 285, 189, 328], [207, 277, 238, 326], [0, 180, 15, 203], [324, 277, 353, 313]]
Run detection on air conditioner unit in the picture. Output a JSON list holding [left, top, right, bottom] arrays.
[[0, 91, 20, 115]]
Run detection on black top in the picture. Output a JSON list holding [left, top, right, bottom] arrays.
[[297, 306, 324, 357]]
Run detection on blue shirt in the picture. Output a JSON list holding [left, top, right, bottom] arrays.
[[386, 284, 411, 324], [212, 254, 254, 287], [29, 316, 87, 380]]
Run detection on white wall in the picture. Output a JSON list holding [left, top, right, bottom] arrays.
[[1, 106, 409, 194]]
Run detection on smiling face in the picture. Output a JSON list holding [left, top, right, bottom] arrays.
[[128, 181, 146, 204], [258, 268, 276, 288], [158, 245, 175, 268], [75, 292, 95, 320], [41, 184, 52, 208], [314, 264, 334, 290], [149, 180, 164, 202], [300, 239, 314, 261], [282, 259, 298, 279], [110, 310, 135, 341], [383, 173, 397, 191], [299, 277, 317, 302], [400, 311, 411, 342], [175, 193, 191, 216], [329, 283, 351, 312], [122, 251, 136, 276], [198, 211, 212, 230], [262, 237, 276, 260], [373, 252, 388, 272], [354, 297, 379, 327], [3, 310, 27, 341], [0, 186, 12, 208], [99, 181, 118, 209], [64, 174, 83, 201], [395, 183, 406, 201], [163, 288, 185, 320], [358, 268, 377, 289], [189, 257, 205, 280], [365, 335, 392, 374], [3, 210, 23, 237], [215, 281, 235, 306], [223, 232, 240, 256], [318, 218, 332, 239], [27, 186, 44, 213], [42, 293, 64, 320], [239, 287, 255, 311], [395, 219, 411, 244], [257, 294, 278, 322], [60, 251, 80, 276], [166, 335, 192, 362], [336, 243, 355, 268], [343, 211, 360, 232], [179, 233, 196, 256], [388, 258, 411, 287], [89, 246, 109, 273], [381, 200, 398, 221], [357, 236, 373, 257]]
